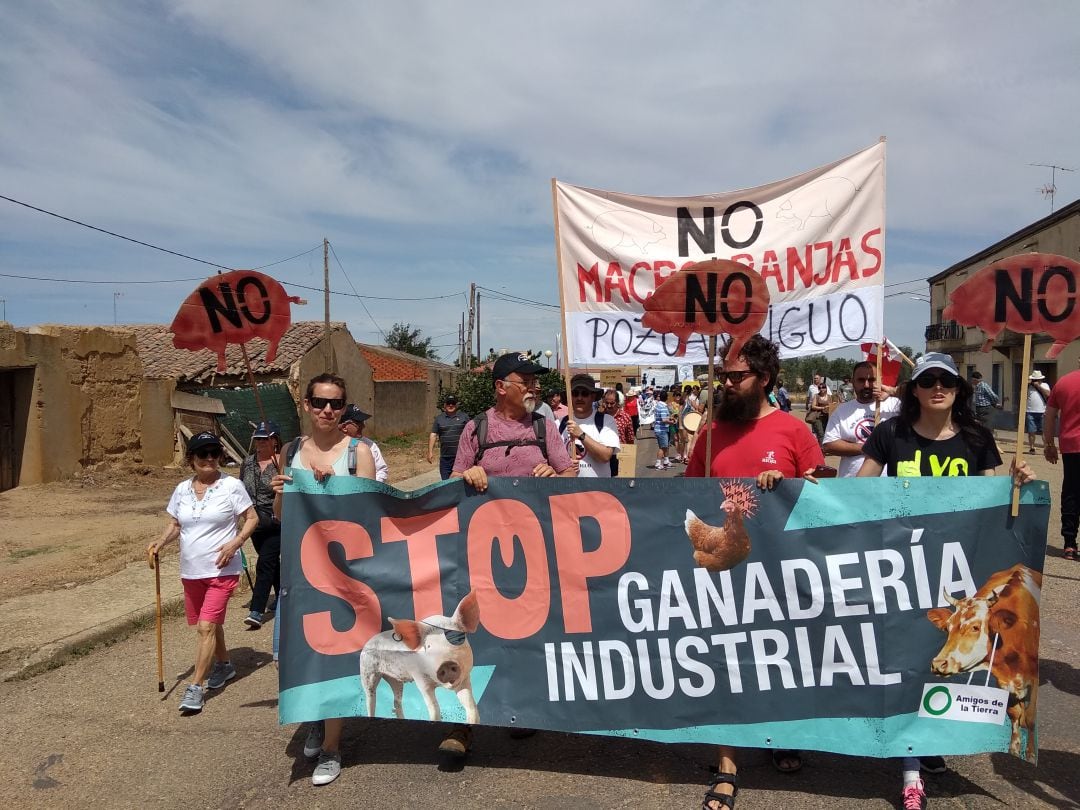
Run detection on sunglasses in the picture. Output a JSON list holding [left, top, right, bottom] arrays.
[[571, 388, 595, 397], [309, 396, 346, 411], [420, 621, 466, 646], [718, 370, 758, 384], [193, 448, 222, 460], [916, 373, 959, 389]]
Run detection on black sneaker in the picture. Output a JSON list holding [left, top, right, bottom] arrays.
[[243, 611, 263, 629]]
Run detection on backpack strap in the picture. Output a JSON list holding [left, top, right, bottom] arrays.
[[283, 437, 305, 468], [473, 410, 548, 466], [347, 437, 360, 475]]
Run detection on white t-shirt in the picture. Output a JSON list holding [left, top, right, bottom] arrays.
[[1027, 383, 1050, 415], [167, 475, 253, 579], [560, 410, 621, 478], [823, 397, 902, 478], [353, 437, 389, 482]]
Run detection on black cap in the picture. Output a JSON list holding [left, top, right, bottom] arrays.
[[187, 432, 222, 454], [252, 420, 280, 439], [492, 352, 546, 381], [444, 394, 458, 405], [339, 404, 372, 426]]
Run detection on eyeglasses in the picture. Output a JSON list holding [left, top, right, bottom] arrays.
[[916, 373, 959, 389], [193, 448, 222, 460], [571, 388, 595, 397], [503, 377, 540, 390], [309, 396, 346, 411], [718, 370, 758, 385]]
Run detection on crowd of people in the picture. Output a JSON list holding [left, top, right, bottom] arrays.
[[148, 346, 1071, 807]]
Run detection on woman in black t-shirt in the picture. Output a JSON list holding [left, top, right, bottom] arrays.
[[857, 353, 1034, 808]]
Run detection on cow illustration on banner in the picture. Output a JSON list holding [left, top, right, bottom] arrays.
[[552, 141, 885, 365], [276, 474, 1048, 762]]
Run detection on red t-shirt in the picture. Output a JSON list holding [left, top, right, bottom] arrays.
[[1047, 370, 1080, 453], [686, 409, 824, 478]]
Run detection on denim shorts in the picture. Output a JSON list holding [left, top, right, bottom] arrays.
[[1026, 412, 1044, 434], [655, 429, 670, 449]]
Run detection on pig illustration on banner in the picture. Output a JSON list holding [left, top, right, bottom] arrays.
[[942, 253, 1080, 358], [640, 258, 770, 359], [360, 591, 481, 724], [170, 270, 303, 371]]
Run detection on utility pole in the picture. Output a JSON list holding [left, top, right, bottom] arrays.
[[475, 291, 481, 362], [464, 283, 476, 369], [113, 291, 122, 325], [323, 238, 331, 369]]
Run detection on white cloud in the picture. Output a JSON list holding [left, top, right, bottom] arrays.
[[0, 0, 1077, 355]]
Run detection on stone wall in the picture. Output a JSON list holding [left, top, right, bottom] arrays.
[[0, 325, 145, 485]]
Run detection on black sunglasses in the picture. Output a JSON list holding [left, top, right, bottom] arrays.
[[571, 388, 595, 397], [718, 370, 758, 384], [916, 373, 959, 389], [309, 396, 346, 410], [193, 447, 222, 459], [420, 621, 466, 646]]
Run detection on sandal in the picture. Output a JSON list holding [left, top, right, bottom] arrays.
[[1065, 547, 1077, 561], [771, 749, 802, 773], [702, 771, 738, 809]]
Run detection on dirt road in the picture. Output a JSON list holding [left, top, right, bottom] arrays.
[[0, 436, 432, 598]]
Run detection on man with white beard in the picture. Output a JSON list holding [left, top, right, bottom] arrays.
[[446, 352, 575, 759]]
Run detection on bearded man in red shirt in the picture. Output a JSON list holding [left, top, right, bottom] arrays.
[[686, 334, 823, 808]]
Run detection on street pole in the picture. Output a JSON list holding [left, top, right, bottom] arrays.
[[465, 282, 475, 369], [323, 238, 331, 369]]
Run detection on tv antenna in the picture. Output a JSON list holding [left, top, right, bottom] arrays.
[[1030, 163, 1075, 213]]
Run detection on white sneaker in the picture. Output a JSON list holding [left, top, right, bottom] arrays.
[[653, 462, 663, 470], [662, 459, 672, 468], [311, 751, 341, 786]]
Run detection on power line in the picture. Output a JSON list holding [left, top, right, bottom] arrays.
[[0, 270, 206, 285], [0, 193, 234, 270], [327, 241, 386, 341], [475, 284, 559, 308]]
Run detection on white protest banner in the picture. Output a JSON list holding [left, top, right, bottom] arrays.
[[553, 141, 885, 365]]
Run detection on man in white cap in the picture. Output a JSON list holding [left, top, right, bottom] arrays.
[[1025, 370, 1051, 454]]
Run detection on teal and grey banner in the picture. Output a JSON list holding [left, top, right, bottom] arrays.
[[277, 474, 1047, 761]]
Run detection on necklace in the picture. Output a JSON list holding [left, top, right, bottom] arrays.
[[189, 476, 220, 522]]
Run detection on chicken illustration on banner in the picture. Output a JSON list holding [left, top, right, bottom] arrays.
[[942, 253, 1080, 359], [170, 270, 303, 371], [641, 258, 771, 360]]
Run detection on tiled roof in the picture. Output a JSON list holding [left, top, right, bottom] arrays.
[[357, 343, 456, 381], [130, 321, 349, 381]]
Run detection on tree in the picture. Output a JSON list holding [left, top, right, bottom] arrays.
[[385, 322, 436, 359]]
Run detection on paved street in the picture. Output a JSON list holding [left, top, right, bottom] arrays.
[[0, 428, 1077, 809]]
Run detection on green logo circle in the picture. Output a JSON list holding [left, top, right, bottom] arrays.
[[923, 686, 952, 716]]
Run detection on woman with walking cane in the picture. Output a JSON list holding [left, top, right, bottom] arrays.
[[147, 432, 258, 714], [239, 420, 283, 629]]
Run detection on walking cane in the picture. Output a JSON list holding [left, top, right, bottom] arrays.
[[149, 550, 164, 692], [239, 547, 255, 591]]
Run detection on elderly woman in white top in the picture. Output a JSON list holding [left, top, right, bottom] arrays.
[[148, 431, 258, 714]]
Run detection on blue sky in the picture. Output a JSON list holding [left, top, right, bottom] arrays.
[[1, 1, 1077, 363]]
